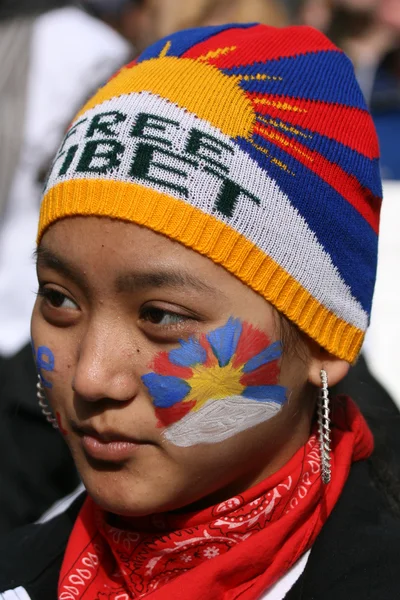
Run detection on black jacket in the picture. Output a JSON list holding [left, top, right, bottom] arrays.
[[0, 344, 80, 535], [0, 460, 399, 599]]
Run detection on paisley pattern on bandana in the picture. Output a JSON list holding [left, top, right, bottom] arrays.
[[60, 434, 325, 600], [142, 318, 287, 446]]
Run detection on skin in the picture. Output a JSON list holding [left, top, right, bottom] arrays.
[[378, 0, 400, 32], [31, 216, 349, 517], [118, 0, 287, 53]]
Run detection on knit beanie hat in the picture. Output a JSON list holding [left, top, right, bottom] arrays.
[[38, 23, 382, 363]]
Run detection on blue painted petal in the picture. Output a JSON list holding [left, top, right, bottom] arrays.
[[37, 346, 55, 371], [141, 374, 191, 408], [40, 373, 53, 389], [206, 317, 242, 367], [169, 337, 207, 367], [242, 385, 287, 404], [242, 341, 282, 373]]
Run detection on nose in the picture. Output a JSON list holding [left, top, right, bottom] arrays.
[[72, 321, 141, 403]]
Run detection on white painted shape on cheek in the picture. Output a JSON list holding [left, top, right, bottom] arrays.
[[163, 395, 283, 447]]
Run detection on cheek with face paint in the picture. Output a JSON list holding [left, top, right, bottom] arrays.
[[142, 318, 287, 447], [32, 341, 68, 432], [56, 412, 68, 436], [33, 343, 55, 389]]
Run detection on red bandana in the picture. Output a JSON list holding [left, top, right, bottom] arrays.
[[59, 397, 373, 600]]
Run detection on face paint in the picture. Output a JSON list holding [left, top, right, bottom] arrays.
[[35, 345, 55, 388], [56, 412, 68, 436], [142, 318, 287, 447]]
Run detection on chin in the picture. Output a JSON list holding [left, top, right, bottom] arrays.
[[89, 489, 157, 517], [77, 461, 183, 517], [84, 475, 157, 516]]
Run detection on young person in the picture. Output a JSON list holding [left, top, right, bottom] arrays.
[[1, 23, 399, 600]]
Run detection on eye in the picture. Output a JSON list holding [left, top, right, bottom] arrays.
[[37, 286, 79, 311], [140, 306, 189, 327]]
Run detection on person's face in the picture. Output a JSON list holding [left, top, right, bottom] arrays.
[[31, 217, 319, 517], [378, 0, 400, 32], [299, 0, 332, 30]]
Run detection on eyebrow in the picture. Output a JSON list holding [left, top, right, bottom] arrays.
[[35, 246, 221, 298], [35, 246, 91, 295], [115, 270, 219, 296]]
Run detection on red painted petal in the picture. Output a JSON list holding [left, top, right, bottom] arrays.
[[155, 400, 197, 427], [198, 334, 218, 368], [56, 412, 68, 436], [240, 361, 280, 387], [153, 352, 193, 379], [232, 322, 272, 369]]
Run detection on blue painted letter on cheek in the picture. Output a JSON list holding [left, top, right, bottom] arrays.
[[36, 346, 55, 389]]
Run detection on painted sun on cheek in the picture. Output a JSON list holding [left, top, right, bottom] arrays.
[[141, 318, 287, 447]]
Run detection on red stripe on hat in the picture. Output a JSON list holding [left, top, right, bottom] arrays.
[[254, 122, 381, 233], [183, 25, 338, 67], [249, 93, 379, 159]]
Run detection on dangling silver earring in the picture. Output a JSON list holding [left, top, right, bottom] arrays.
[[37, 374, 58, 429], [318, 369, 331, 484]]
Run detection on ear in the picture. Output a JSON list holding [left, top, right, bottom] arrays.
[[307, 345, 350, 388]]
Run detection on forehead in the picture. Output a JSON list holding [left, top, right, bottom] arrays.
[[38, 216, 277, 317], [39, 216, 232, 291], [37, 216, 278, 338], [41, 216, 199, 261]]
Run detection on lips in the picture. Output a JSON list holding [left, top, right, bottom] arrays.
[[72, 423, 150, 462]]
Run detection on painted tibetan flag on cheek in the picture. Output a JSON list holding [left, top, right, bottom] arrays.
[[141, 318, 287, 447]]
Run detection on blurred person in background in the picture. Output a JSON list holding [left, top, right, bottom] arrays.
[[83, 0, 143, 41], [294, 0, 332, 30], [297, 0, 390, 102], [297, 0, 400, 178], [0, 0, 130, 532], [86, 0, 288, 53], [0, 0, 130, 357], [370, 0, 400, 179]]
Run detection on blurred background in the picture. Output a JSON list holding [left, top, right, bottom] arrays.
[[0, 0, 399, 531]]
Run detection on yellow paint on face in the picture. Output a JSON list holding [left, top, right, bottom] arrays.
[[184, 362, 245, 412]]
